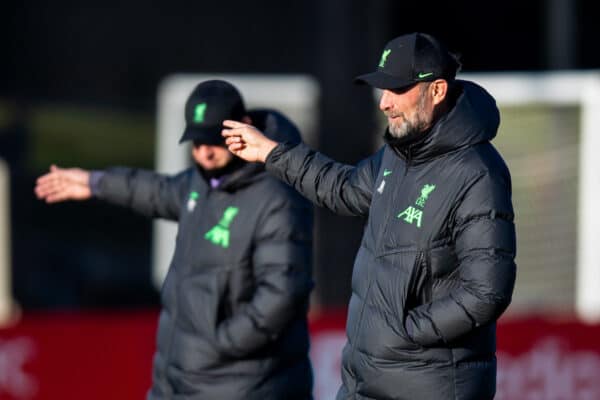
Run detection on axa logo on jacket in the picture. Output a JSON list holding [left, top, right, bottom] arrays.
[[397, 184, 436, 228]]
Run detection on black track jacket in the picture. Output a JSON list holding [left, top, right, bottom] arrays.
[[96, 110, 314, 400], [265, 81, 516, 400]]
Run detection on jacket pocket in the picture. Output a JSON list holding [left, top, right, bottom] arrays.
[[367, 250, 422, 355], [405, 251, 431, 309], [179, 269, 229, 335]]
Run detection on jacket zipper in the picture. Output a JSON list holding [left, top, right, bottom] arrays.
[[403, 145, 413, 177], [351, 147, 410, 387], [374, 148, 410, 251]]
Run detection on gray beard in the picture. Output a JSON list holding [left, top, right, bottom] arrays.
[[388, 119, 418, 139], [388, 114, 430, 139]]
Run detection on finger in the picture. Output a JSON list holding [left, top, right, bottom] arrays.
[[44, 183, 78, 203], [36, 174, 51, 185], [36, 172, 60, 185], [45, 191, 70, 203], [222, 127, 245, 138], [34, 183, 52, 198], [222, 120, 247, 129], [36, 185, 62, 201], [228, 142, 245, 152], [34, 185, 48, 199], [34, 177, 59, 194], [224, 136, 241, 145], [37, 177, 71, 196], [35, 185, 59, 200], [36, 176, 62, 194]]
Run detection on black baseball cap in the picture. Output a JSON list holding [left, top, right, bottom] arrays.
[[179, 80, 247, 145], [354, 32, 460, 90]]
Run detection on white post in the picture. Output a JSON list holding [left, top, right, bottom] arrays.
[[0, 159, 14, 325], [576, 75, 600, 322]]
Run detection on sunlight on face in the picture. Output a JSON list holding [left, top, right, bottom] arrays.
[[380, 83, 435, 139]]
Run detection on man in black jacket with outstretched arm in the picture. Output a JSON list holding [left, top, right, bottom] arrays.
[[35, 80, 314, 400], [223, 33, 516, 400]]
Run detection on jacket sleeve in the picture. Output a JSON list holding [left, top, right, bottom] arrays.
[[404, 170, 516, 346], [265, 143, 382, 217], [95, 167, 190, 221], [214, 187, 313, 357]]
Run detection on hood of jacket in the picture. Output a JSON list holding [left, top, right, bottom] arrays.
[[385, 80, 500, 163]]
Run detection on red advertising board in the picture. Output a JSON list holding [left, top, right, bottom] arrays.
[[0, 311, 157, 400], [495, 317, 600, 400], [1, 310, 599, 400]]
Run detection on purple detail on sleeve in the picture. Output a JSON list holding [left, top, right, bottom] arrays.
[[89, 171, 105, 196], [210, 178, 221, 189]]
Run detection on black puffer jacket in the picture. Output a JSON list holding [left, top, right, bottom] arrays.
[[266, 82, 516, 400], [96, 110, 314, 400]]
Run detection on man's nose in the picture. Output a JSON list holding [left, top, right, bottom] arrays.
[[198, 145, 213, 158], [379, 90, 392, 111]]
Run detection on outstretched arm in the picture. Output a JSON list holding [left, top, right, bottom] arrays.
[[36, 164, 189, 221], [223, 119, 380, 217], [35, 164, 92, 203]]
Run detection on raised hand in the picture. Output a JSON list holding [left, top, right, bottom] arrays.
[[34, 164, 92, 203], [221, 120, 278, 163]]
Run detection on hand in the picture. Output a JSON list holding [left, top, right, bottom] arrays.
[[34, 164, 92, 203], [222, 120, 278, 163]]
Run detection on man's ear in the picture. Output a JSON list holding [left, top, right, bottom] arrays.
[[242, 115, 252, 125], [431, 79, 448, 106]]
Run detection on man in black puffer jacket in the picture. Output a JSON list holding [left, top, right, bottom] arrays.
[[223, 33, 516, 400], [35, 80, 314, 400]]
